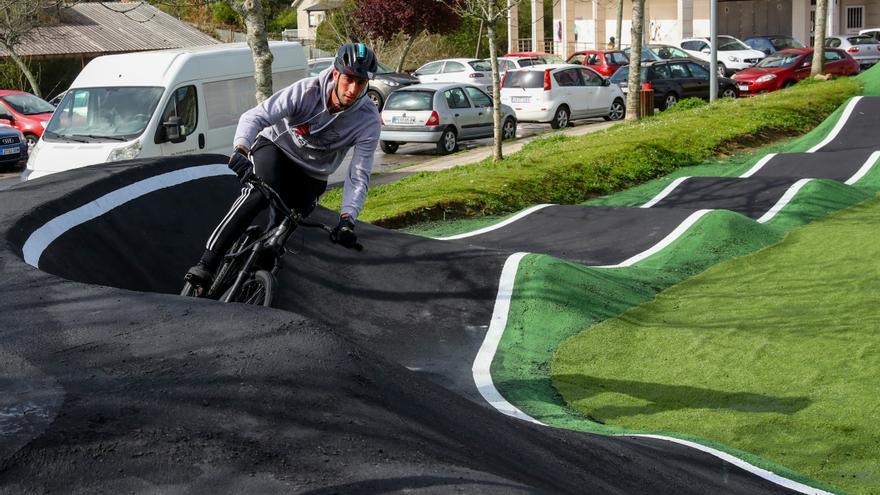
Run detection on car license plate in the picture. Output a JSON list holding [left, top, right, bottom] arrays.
[[2, 146, 19, 155], [511, 96, 530, 103], [391, 116, 416, 124], [737, 85, 749, 91]]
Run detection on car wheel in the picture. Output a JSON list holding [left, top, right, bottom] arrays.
[[721, 87, 737, 98], [716, 63, 727, 78], [550, 105, 570, 129], [781, 80, 796, 89], [663, 93, 679, 110], [502, 117, 517, 140], [24, 133, 38, 152], [366, 90, 383, 108], [436, 128, 457, 155], [380, 141, 399, 154], [604, 98, 626, 121]]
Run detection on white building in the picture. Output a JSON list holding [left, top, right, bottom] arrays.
[[508, 0, 878, 55]]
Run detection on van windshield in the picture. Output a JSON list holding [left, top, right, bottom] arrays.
[[44, 87, 164, 142]]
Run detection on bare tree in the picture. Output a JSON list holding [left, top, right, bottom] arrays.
[[624, 0, 644, 121], [438, 0, 515, 162], [0, 0, 63, 97], [811, 0, 827, 76]]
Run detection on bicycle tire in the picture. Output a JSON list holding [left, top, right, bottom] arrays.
[[221, 269, 275, 307]]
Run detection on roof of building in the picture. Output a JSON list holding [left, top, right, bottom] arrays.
[[0, 2, 219, 59]]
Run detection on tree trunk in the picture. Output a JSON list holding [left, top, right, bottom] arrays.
[[625, 0, 645, 121], [811, 0, 827, 76], [241, 0, 273, 102], [475, 20, 484, 58], [616, 0, 624, 49], [5, 46, 41, 98], [486, 10, 502, 162], [396, 32, 419, 73]]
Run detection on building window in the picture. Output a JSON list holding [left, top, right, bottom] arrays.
[[846, 6, 865, 33], [308, 11, 325, 28]]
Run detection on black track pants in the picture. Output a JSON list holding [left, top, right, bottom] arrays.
[[200, 137, 328, 270]]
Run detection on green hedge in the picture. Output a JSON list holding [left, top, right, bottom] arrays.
[[321, 77, 861, 227]]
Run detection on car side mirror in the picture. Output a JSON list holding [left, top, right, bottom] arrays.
[[602, 78, 611, 86], [163, 116, 185, 144], [701, 48, 711, 54], [0, 113, 14, 123], [801, 61, 812, 68]]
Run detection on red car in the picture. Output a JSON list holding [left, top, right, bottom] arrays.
[[731, 48, 858, 96], [566, 50, 629, 77], [0, 90, 55, 151]]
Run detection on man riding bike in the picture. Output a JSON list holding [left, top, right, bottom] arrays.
[[184, 43, 380, 290]]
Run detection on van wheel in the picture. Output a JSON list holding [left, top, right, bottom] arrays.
[[604, 98, 626, 121], [662, 93, 679, 110], [550, 105, 570, 129], [366, 90, 383, 108], [437, 128, 457, 155], [24, 133, 37, 152], [380, 141, 399, 154]]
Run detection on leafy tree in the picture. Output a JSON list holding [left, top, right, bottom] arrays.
[[315, 0, 364, 52], [268, 6, 296, 32], [0, 0, 64, 97], [210, 1, 240, 26], [355, 0, 461, 72]]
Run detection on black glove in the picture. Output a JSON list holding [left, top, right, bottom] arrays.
[[228, 149, 252, 182], [330, 216, 358, 249]]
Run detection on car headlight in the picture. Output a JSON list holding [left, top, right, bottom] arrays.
[[756, 74, 777, 83], [107, 140, 142, 162], [382, 79, 400, 87], [727, 56, 740, 62]]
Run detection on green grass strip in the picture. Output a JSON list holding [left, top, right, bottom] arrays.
[[553, 195, 880, 494], [323, 76, 860, 227]]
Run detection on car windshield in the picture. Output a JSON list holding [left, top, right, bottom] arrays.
[[1, 93, 55, 115], [624, 47, 655, 61], [384, 90, 434, 111], [609, 66, 648, 82], [44, 86, 164, 142], [470, 60, 492, 71], [756, 52, 802, 68], [718, 36, 750, 51], [770, 37, 804, 49], [502, 70, 544, 88], [848, 36, 877, 45], [376, 62, 394, 74]]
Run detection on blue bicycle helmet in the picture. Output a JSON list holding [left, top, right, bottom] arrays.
[[333, 43, 377, 80]]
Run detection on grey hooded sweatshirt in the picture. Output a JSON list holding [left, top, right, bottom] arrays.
[[233, 67, 380, 220]]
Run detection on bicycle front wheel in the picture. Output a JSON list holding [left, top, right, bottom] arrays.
[[221, 269, 275, 307]]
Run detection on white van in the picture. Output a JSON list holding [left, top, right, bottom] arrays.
[[23, 41, 307, 180]]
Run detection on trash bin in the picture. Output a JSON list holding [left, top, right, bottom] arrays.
[[638, 88, 655, 118]]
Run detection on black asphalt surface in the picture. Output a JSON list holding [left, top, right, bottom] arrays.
[[3, 96, 878, 493], [752, 150, 876, 181], [650, 176, 800, 219]]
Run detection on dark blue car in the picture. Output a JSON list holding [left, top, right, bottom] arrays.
[[0, 125, 27, 167]]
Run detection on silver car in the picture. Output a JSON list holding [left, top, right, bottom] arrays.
[[825, 35, 880, 69], [379, 83, 517, 155]]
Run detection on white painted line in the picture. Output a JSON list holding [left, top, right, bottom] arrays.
[[845, 150, 880, 185], [434, 204, 554, 240], [595, 209, 714, 268], [756, 179, 813, 224], [807, 96, 863, 153], [478, 254, 834, 494], [628, 435, 834, 495], [472, 252, 545, 426], [641, 177, 691, 208], [22, 164, 231, 268], [739, 153, 778, 178]]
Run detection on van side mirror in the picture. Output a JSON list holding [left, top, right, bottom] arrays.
[[163, 116, 185, 144]]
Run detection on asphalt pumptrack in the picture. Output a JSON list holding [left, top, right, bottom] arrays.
[[1, 95, 878, 494]]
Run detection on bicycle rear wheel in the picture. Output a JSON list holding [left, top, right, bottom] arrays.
[[221, 269, 275, 307]]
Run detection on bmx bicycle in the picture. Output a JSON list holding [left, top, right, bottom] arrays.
[[181, 175, 362, 307]]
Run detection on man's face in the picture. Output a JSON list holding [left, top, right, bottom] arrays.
[[333, 69, 370, 107]]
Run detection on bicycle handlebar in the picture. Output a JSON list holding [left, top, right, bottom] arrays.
[[244, 175, 364, 251]]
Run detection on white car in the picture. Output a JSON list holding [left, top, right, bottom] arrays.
[[499, 64, 626, 129], [679, 36, 766, 77], [412, 58, 494, 94], [379, 82, 517, 155]]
